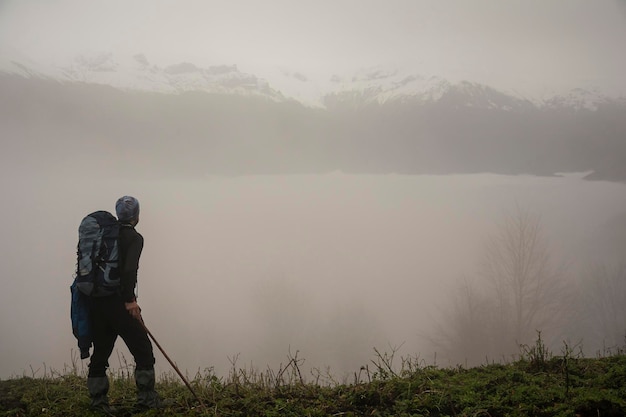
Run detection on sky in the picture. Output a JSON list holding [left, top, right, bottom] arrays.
[[1, 0, 626, 95]]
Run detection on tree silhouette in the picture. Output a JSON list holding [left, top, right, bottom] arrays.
[[481, 206, 567, 348], [432, 206, 568, 365], [571, 263, 626, 353]]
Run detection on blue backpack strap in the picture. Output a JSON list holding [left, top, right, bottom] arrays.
[[70, 280, 92, 359]]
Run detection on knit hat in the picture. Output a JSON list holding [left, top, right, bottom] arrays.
[[115, 196, 140, 222]]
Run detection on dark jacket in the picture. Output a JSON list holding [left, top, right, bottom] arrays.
[[118, 224, 144, 303]]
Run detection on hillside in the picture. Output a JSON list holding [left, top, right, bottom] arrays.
[[1, 73, 626, 181], [1, 343, 625, 417]]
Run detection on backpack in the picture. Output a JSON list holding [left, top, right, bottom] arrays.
[[70, 210, 121, 359], [75, 210, 121, 296]]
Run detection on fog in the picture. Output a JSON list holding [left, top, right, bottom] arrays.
[[1, 0, 626, 383], [1, 171, 625, 379]]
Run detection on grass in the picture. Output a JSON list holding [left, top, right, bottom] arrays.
[[2, 340, 626, 417]]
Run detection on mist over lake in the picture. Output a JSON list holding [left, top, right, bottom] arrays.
[[1, 171, 624, 380]]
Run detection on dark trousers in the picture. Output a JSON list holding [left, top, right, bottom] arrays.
[[88, 295, 155, 377]]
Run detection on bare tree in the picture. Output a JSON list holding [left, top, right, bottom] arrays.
[[481, 206, 567, 348], [572, 263, 626, 353], [430, 278, 493, 366], [432, 206, 569, 365]]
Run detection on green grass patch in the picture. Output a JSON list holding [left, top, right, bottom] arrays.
[[2, 347, 626, 416]]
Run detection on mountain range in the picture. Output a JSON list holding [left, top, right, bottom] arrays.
[[1, 52, 625, 181], [3, 51, 623, 110]]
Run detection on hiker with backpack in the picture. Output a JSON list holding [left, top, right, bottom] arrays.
[[72, 196, 165, 414]]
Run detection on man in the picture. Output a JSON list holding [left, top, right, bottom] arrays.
[[87, 195, 164, 413]]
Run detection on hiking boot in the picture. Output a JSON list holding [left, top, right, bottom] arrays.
[[134, 369, 168, 410], [87, 376, 117, 416]]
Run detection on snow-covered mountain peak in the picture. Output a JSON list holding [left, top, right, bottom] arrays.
[[320, 67, 538, 111], [328, 67, 449, 98], [539, 87, 616, 111], [48, 52, 286, 101], [73, 52, 119, 72]]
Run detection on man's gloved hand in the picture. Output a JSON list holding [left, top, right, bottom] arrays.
[[125, 300, 142, 320]]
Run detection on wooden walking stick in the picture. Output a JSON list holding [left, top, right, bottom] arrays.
[[139, 318, 206, 408]]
